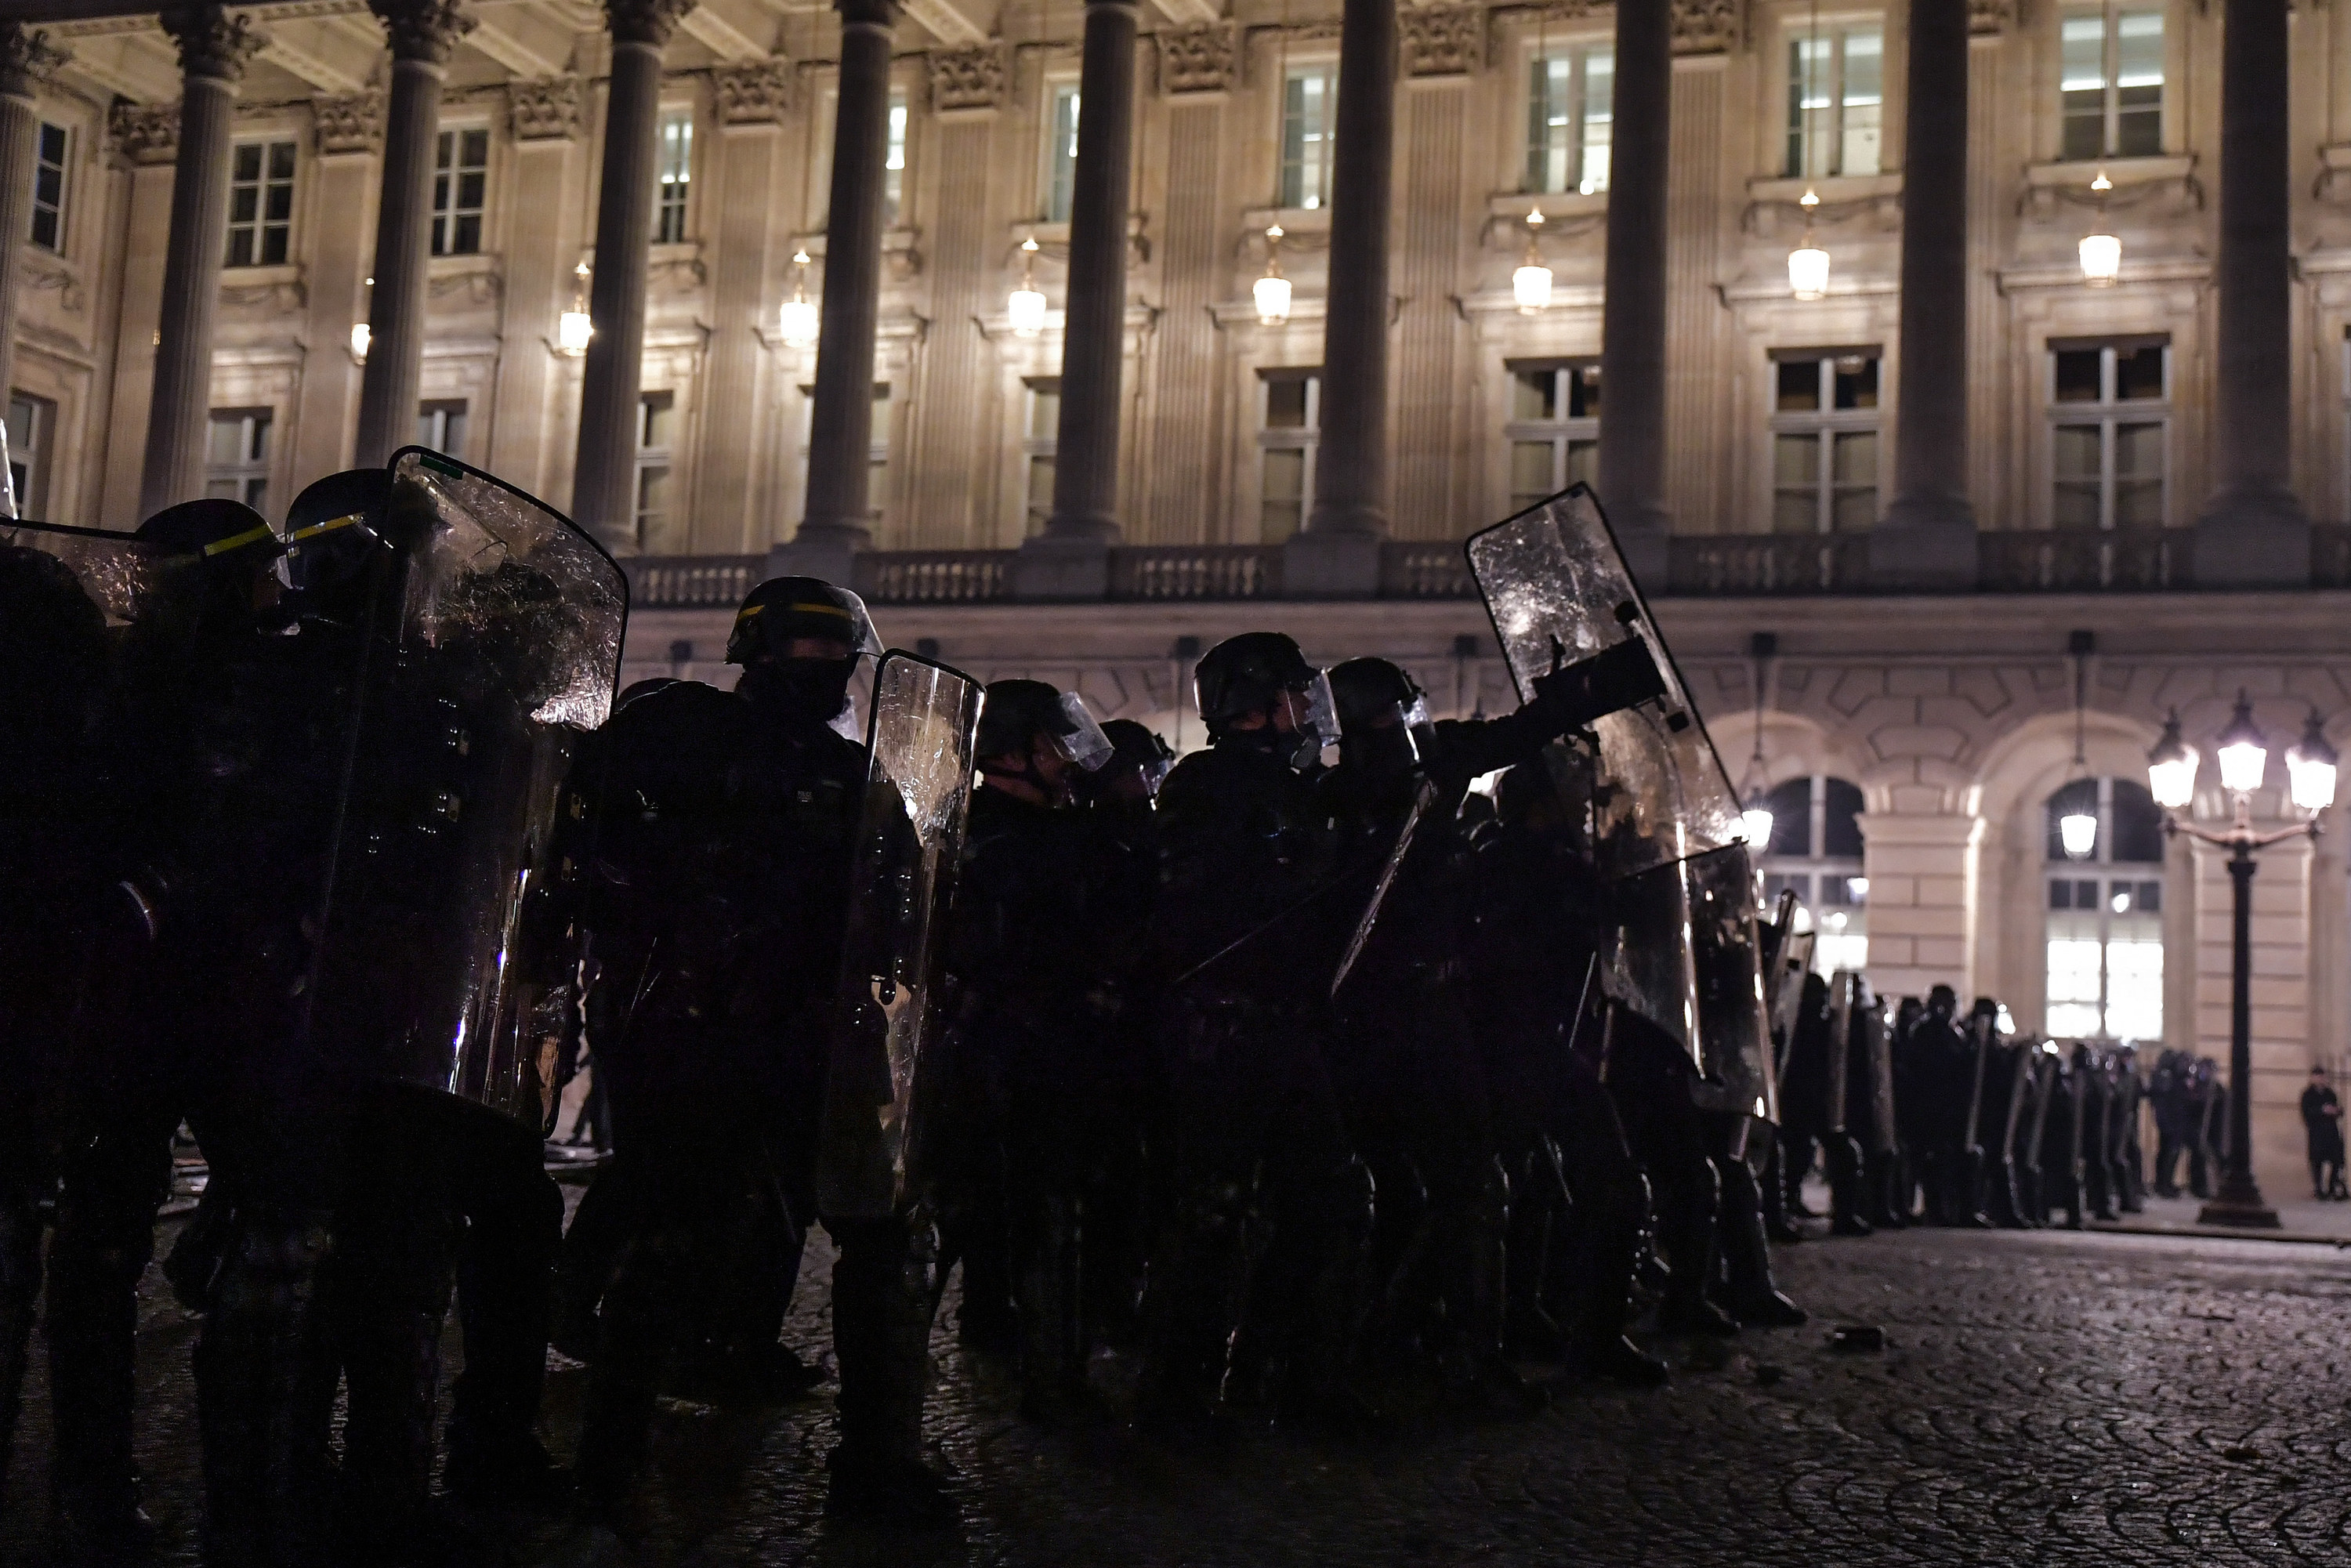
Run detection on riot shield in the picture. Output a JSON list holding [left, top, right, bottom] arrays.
[[1961, 1014, 1994, 1154], [306, 449, 628, 1130], [2, 518, 176, 627], [813, 650, 983, 1221], [1999, 1037, 2038, 1164], [1685, 843, 1777, 1124], [1825, 972, 1856, 1135], [1465, 484, 1744, 1072], [1767, 929, 1815, 1058], [1854, 985, 1897, 1155]]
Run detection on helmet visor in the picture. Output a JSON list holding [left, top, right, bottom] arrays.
[[1050, 690, 1115, 772], [1292, 670, 1340, 753]]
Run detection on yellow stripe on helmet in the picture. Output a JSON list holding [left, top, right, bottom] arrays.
[[201, 522, 279, 558], [287, 512, 366, 545]]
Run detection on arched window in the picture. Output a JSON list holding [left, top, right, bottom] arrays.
[[1759, 774, 1867, 973], [2045, 776, 2165, 1042]]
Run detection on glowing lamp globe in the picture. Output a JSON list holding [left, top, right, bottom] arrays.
[[349, 321, 370, 360], [2145, 712, 2199, 811], [1788, 244, 1829, 302], [2059, 810, 2098, 860], [1253, 271, 1292, 327], [2287, 712, 2340, 813], [779, 297, 819, 349], [1513, 261, 1553, 314], [2079, 230, 2121, 287], [1008, 286, 1049, 338], [1740, 796, 1773, 847], [2215, 693, 2268, 795], [557, 308, 592, 357]]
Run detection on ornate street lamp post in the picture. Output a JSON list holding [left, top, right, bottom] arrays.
[[2146, 697, 2340, 1228]]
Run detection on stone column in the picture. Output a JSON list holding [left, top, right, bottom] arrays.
[[289, 92, 385, 491], [696, 58, 790, 552], [0, 25, 68, 469], [1291, 0, 1396, 594], [2193, 0, 2309, 585], [1873, 0, 1976, 587], [139, 5, 266, 520], [571, 0, 696, 550], [1031, 0, 1140, 576], [354, 0, 474, 467], [1596, 0, 1671, 579], [486, 76, 584, 502], [781, 0, 898, 584]]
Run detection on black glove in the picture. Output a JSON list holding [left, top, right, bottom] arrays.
[[1531, 637, 1671, 735]]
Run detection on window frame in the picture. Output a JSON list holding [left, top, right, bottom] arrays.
[[1041, 79, 1081, 225], [430, 125, 491, 258], [794, 379, 895, 526], [1770, 349, 1883, 536], [882, 88, 910, 227], [1524, 42, 1614, 196], [31, 120, 69, 252], [634, 390, 676, 549], [1757, 773, 1871, 975], [2059, 2, 2165, 162], [654, 108, 694, 245], [2043, 774, 2168, 1044], [2047, 338, 2170, 532], [416, 400, 469, 460], [204, 407, 274, 512], [1021, 375, 1060, 537], [1257, 367, 1321, 542], [225, 138, 297, 269], [1278, 62, 1339, 212], [1783, 20, 1884, 179], [1503, 358, 1601, 513], [6, 391, 56, 518]]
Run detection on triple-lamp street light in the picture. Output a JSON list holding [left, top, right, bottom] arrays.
[[2145, 694, 2340, 1228]]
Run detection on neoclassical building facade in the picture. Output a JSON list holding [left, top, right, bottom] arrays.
[[6, 0, 2351, 1188]]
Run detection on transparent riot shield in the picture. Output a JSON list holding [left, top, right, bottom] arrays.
[[1856, 989, 1897, 1155], [306, 450, 627, 1130], [1824, 972, 1857, 1135], [813, 651, 984, 1221], [1999, 1038, 2036, 1164], [1465, 485, 1746, 1077], [1685, 843, 1778, 1124], [1768, 929, 1815, 1057], [2, 519, 176, 626], [1961, 1014, 1994, 1155]]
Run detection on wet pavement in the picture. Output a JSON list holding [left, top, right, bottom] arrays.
[[6, 1216, 2351, 1566]]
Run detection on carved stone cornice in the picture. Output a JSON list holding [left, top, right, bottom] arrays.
[[1158, 22, 1234, 94], [928, 43, 1004, 111], [1402, 4, 1483, 77], [1969, 0, 2015, 34], [313, 89, 382, 154], [605, 0, 698, 49], [109, 101, 180, 165], [1671, 0, 1740, 54], [0, 24, 71, 100], [160, 5, 270, 84], [715, 56, 792, 122], [368, 0, 476, 65], [509, 74, 583, 140]]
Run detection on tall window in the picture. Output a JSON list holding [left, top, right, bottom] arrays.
[[635, 393, 674, 546], [1023, 377, 1060, 536], [797, 382, 893, 523], [1785, 24, 1882, 178], [7, 393, 54, 516], [1505, 360, 1599, 512], [1526, 47, 1612, 195], [205, 409, 272, 512], [2045, 776, 2166, 1041], [2052, 339, 2166, 531], [431, 127, 488, 256], [417, 400, 467, 458], [1759, 774, 1869, 973], [2061, 5, 2163, 161], [1772, 350, 1880, 534], [226, 140, 295, 267], [654, 110, 691, 243], [883, 90, 909, 226], [1280, 65, 1337, 210], [1259, 368, 1320, 541], [31, 122, 67, 252], [1043, 83, 1080, 223]]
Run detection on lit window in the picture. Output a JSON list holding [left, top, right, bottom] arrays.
[[636, 392, 675, 548], [1757, 774, 1869, 974], [2061, 5, 2163, 161], [1772, 350, 1880, 534], [654, 110, 692, 244], [1527, 46, 1613, 194], [31, 122, 68, 252], [226, 140, 296, 268], [1043, 83, 1080, 224], [1504, 360, 1600, 513], [416, 400, 468, 458], [1785, 25, 1882, 179], [1279, 65, 1337, 211], [1258, 368, 1320, 541], [7, 393, 55, 517], [883, 91, 909, 226], [2051, 339, 2167, 531], [205, 408, 273, 512], [2045, 776, 2167, 1042], [431, 127, 489, 256], [1023, 377, 1060, 537]]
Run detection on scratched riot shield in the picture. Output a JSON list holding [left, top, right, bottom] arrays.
[[1767, 929, 1815, 1063], [813, 651, 983, 1221], [306, 449, 627, 1130], [1683, 843, 1778, 1123], [1466, 484, 1744, 1068], [1852, 983, 1898, 1155], [1824, 972, 1856, 1136]]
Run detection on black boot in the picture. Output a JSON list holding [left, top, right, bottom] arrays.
[[1824, 1135, 1872, 1237], [45, 1174, 160, 1554], [1716, 1156, 1806, 1329], [1758, 1137, 1804, 1244], [1012, 1192, 1105, 1426], [827, 1212, 955, 1527], [0, 1186, 42, 1517], [1504, 1142, 1571, 1361], [1438, 1158, 1543, 1417]]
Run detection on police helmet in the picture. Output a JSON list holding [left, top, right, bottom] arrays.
[[281, 468, 395, 599], [136, 498, 283, 569], [724, 576, 879, 664], [1101, 719, 1176, 792], [1324, 657, 1433, 736], [977, 679, 1114, 771], [1193, 630, 1338, 737]]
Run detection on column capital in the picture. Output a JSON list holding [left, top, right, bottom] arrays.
[[606, 0, 698, 49], [927, 43, 1004, 113], [508, 74, 584, 140], [0, 24, 71, 101], [1157, 22, 1233, 95], [836, 0, 899, 34], [1400, 4, 1481, 78], [368, 0, 476, 66], [160, 4, 270, 84], [715, 55, 793, 123], [313, 88, 385, 155], [1670, 0, 1740, 56], [109, 100, 181, 164]]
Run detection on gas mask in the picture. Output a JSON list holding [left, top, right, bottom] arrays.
[[738, 655, 857, 727]]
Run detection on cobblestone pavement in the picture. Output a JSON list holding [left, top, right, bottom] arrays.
[[7, 1222, 2351, 1566]]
